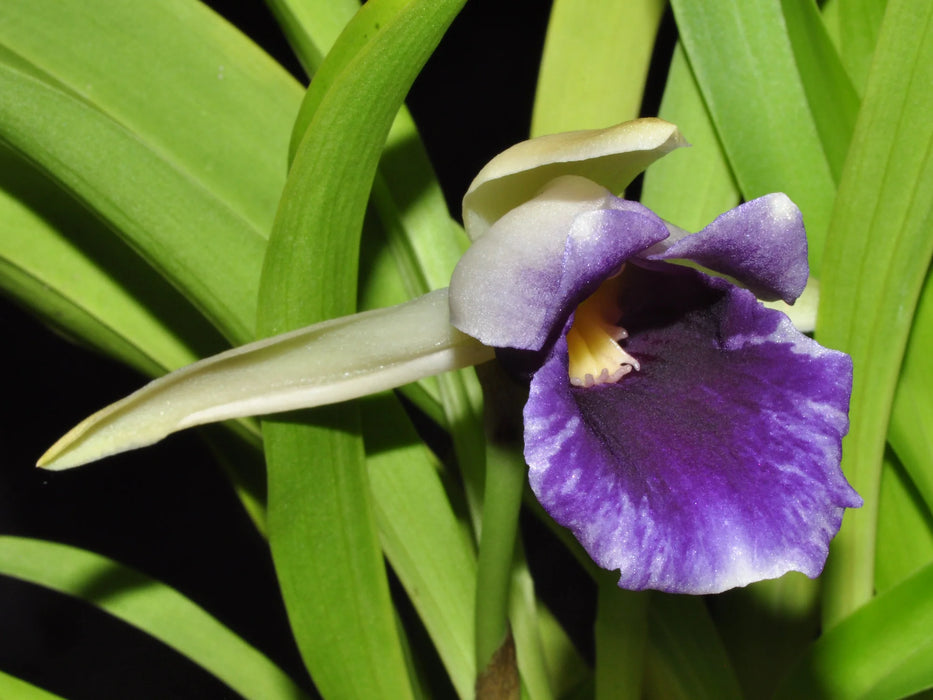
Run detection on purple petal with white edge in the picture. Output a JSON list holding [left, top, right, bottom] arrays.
[[647, 194, 809, 303], [524, 264, 860, 594], [449, 176, 668, 351]]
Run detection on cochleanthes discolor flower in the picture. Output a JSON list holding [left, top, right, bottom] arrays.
[[40, 119, 860, 594]]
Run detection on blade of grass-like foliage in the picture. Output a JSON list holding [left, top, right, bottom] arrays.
[[0, 670, 62, 700], [0, 0, 301, 237], [776, 560, 933, 699], [509, 550, 555, 700], [781, 0, 860, 183], [0, 536, 307, 700], [364, 398, 476, 699], [644, 595, 743, 700], [888, 270, 933, 513], [263, 0, 359, 76], [669, 0, 836, 273], [0, 146, 217, 378], [273, 0, 483, 531], [282, 0, 468, 295], [0, 147, 268, 529], [707, 574, 820, 698], [837, 0, 889, 94], [0, 59, 265, 345], [874, 451, 933, 594], [595, 584, 647, 700], [256, 0, 467, 696], [817, 0, 933, 627], [536, 604, 589, 698], [286, 0, 407, 163], [640, 43, 739, 231], [821, 0, 841, 43], [275, 0, 480, 496], [531, 0, 666, 136]]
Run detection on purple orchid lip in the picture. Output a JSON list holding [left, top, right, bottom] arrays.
[[525, 264, 859, 594], [450, 159, 860, 593]]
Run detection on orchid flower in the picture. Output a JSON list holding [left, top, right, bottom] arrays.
[[38, 118, 860, 594]]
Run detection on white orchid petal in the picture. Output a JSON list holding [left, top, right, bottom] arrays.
[[38, 289, 493, 470], [462, 117, 686, 240]]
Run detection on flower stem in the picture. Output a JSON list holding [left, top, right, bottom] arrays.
[[474, 363, 528, 677]]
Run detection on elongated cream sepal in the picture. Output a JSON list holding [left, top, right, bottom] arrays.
[[38, 289, 494, 470], [463, 118, 686, 241]]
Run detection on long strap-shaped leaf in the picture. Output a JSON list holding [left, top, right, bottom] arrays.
[[640, 42, 739, 232], [817, 0, 933, 627], [0, 536, 307, 700], [888, 270, 933, 516], [0, 146, 214, 378], [0, 0, 301, 236], [256, 1, 467, 698], [777, 560, 933, 698], [780, 0, 860, 184], [0, 670, 63, 700], [669, 0, 836, 274], [363, 399, 477, 698], [263, 0, 360, 77], [531, 0, 666, 136], [0, 59, 265, 345]]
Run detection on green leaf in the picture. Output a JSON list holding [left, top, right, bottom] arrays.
[[0, 58, 265, 345], [817, 0, 933, 626], [874, 451, 933, 594], [364, 397, 477, 699], [0, 145, 219, 379], [0, 537, 306, 700], [640, 42, 739, 231], [508, 548, 555, 700], [708, 574, 820, 698], [276, 0, 476, 478], [283, 0, 467, 297], [535, 603, 589, 699], [888, 268, 933, 513], [256, 0, 467, 696], [595, 585, 648, 700], [669, 0, 836, 273], [644, 595, 743, 700], [0, 0, 301, 237], [776, 560, 933, 699], [781, 0, 860, 183], [531, 0, 667, 136], [837, 0, 890, 94], [0, 670, 63, 700], [263, 0, 360, 76]]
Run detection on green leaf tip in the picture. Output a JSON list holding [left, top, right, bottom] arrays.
[[38, 289, 493, 470]]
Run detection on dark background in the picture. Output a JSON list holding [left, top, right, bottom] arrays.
[[0, 2, 670, 697]]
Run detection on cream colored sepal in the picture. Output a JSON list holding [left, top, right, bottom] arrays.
[[38, 289, 494, 470]]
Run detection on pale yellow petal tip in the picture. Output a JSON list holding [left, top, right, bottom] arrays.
[[36, 422, 95, 471], [34, 402, 131, 471], [36, 441, 78, 471]]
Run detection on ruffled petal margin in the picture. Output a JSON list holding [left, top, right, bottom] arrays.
[[523, 265, 860, 594]]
